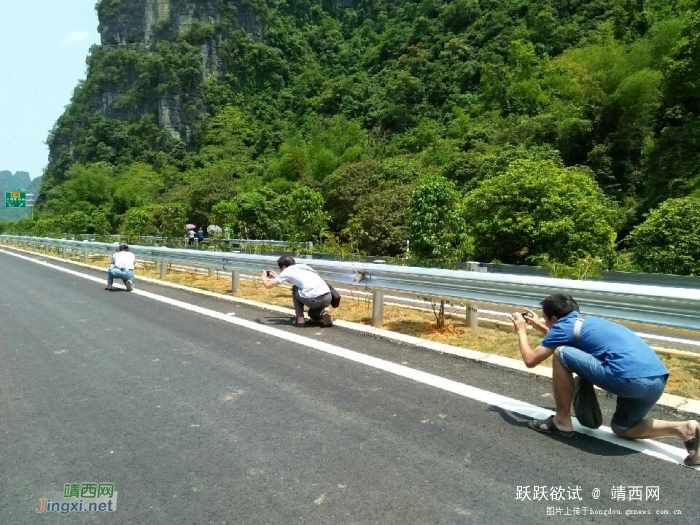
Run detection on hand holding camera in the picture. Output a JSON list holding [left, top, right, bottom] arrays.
[[511, 309, 534, 332]]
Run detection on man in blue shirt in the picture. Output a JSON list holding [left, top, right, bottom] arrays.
[[511, 293, 698, 466]]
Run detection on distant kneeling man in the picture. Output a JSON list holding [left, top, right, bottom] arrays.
[[105, 243, 136, 292]]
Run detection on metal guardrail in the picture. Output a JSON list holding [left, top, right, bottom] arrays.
[[74, 234, 306, 248], [2, 235, 700, 332], [71, 235, 700, 289]]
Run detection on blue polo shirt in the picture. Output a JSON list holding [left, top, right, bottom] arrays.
[[541, 311, 668, 378]]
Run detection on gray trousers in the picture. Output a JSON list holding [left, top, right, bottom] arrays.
[[292, 286, 331, 320]]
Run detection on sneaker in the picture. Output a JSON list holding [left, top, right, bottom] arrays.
[[321, 308, 333, 327], [125, 280, 134, 292]]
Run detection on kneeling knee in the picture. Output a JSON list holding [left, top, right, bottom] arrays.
[[612, 426, 630, 439]]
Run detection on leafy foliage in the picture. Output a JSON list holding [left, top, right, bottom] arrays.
[[409, 174, 471, 264], [463, 160, 617, 265], [628, 197, 700, 275], [5, 0, 696, 275]]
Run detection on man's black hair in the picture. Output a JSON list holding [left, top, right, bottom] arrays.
[[540, 294, 580, 319], [118, 243, 129, 252], [277, 256, 296, 269]]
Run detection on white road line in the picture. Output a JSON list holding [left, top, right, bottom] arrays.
[[3, 249, 697, 470]]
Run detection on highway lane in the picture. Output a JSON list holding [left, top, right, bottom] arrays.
[[0, 249, 698, 524]]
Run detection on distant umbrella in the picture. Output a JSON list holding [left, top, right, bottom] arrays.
[[207, 225, 222, 234], [185, 224, 196, 230]]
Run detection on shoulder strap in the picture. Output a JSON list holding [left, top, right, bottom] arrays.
[[295, 265, 328, 283], [296, 265, 319, 276], [573, 317, 585, 347]]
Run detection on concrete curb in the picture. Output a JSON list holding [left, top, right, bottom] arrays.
[[8, 244, 700, 416]]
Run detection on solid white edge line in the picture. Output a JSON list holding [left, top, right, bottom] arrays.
[[3, 248, 697, 470]]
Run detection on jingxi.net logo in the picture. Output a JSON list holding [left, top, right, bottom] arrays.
[[35, 483, 118, 515]]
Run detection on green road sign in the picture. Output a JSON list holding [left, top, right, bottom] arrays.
[[5, 191, 26, 208]]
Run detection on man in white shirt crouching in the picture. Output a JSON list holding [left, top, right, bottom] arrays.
[[261, 256, 332, 327], [105, 243, 136, 292]]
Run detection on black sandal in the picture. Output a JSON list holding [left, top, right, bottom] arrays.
[[528, 415, 575, 438]]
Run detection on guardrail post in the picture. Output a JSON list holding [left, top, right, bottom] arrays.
[[23, 241, 27, 251], [61, 247, 66, 258], [466, 304, 478, 329], [231, 270, 240, 292], [159, 260, 167, 279], [372, 290, 384, 328], [83, 248, 89, 264], [464, 262, 485, 328], [208, 267, 215, 278], [44, 244, 49, 254], [371, 259, 387, 327]]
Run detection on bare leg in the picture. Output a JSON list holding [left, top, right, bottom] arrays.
[[616, 419, 699, 464], [616, 418, 696, 439], [533, 349, 574, 432]]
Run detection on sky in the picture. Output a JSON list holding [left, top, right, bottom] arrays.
[[0, 0, 100, 180]]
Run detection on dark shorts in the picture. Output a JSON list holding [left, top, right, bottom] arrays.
[[556, 346, 668, 432]]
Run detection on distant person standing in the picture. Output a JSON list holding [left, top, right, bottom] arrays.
[[105, 243, 136, 291], [197, 227, 205, 243], [188, 229, 195, 246]]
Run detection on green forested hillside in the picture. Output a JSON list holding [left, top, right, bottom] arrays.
[[4, 0, 700, 274]]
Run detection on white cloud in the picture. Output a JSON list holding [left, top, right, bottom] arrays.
[[63, 31, 90, 44]]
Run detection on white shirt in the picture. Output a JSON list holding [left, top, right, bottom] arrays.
[[275, 264, 330, 299], [111, 251, 136, 271]]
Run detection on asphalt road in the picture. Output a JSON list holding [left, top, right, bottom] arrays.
[[0, 249, 698, 525]]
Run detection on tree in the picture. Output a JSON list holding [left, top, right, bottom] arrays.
[[64, 211, 92, 237], [91, 210, 112, 239], [352, 185, 413, 256], [409, 173, 473, 329], [121, 207, 151, 240], [112, 162, 165, 214], [321, 160, 379, 231], [642, 11, 700, 208], [628, 197, 700, 275], [209, 201, 238, 232], [463, 160, 617, 266], [46, 163, 114, 214], [32, 217, 63, 238], [289, 186, 328, 242], [231, 192, 270, 239], [158, 203, 188, 240], [409, 174, 471, 264]]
